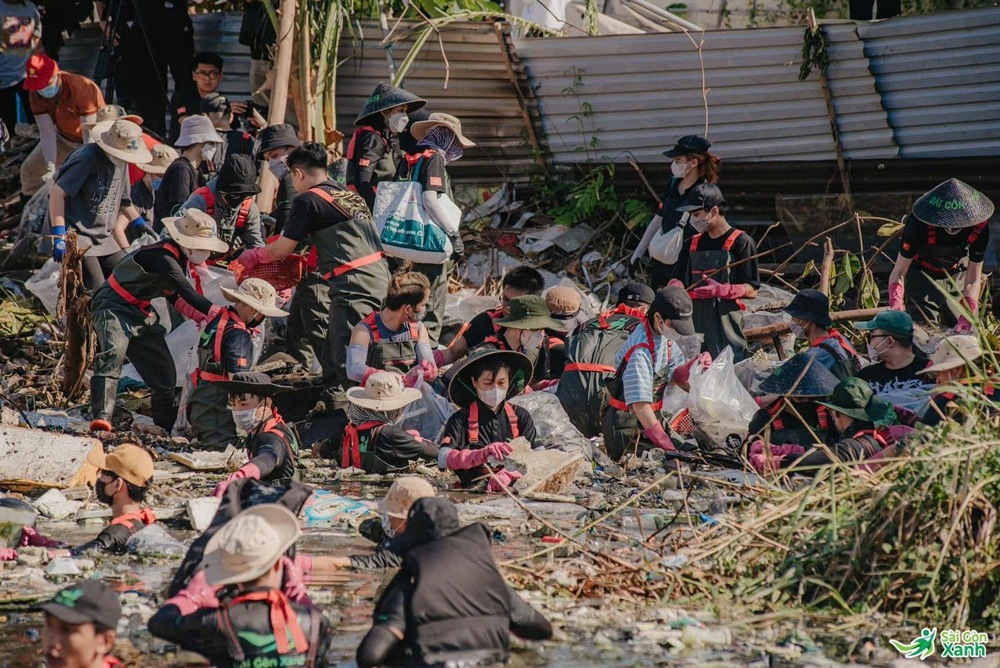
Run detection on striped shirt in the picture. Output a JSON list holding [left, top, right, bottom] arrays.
[[614, 325, 686, 406]]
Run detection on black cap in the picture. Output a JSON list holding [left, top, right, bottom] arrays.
[[652, 286, 695, 336], [199, 92, 230, 115], [783, 289, 832, 327], [258, 123, 300, 154], [217, 154, 262, 197], [41, 580, 121, 631], [663, 135, 712, 158], [617, 281, 655, 307], [211, 370, 293, 397], [677, 183, 726, 213]]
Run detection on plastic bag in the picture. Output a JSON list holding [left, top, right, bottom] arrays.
[[24, 259, 61, 316], [300, 489, 371, 528], [372, 181, 452, 264], [509, 390, 593, 459], [649, 224, 684, 265], [126, 524, 186, 557], [397, 378, 453, 443], [688, 347, 758, 453]]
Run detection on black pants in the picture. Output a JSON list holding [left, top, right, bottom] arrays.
[[117, 20, 194, 136], [0, 82, 32, 131], [82, 251, 125, 294], [849, 0, 900, 19]]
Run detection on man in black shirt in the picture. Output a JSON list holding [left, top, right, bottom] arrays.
[[857, 310, 932, 415], [169, 53, 250, 144]]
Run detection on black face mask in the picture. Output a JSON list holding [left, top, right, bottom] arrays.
[[248, 312, 265, 328], [94, 477, 116, 506]]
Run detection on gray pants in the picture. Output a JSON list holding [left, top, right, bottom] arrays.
[[286, 273, 331, 372], [91, 309, 177, 430]]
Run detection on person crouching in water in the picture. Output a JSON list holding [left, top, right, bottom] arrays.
[[42, 580, 125, 668], [149, 504, 332, 668], [440, 349, 536, 492], [356, 496, 552, 668], [313, 371, 439, 473], [209, 372, 301, 496]]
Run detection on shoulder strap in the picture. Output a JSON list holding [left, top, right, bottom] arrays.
[[194, 186, 214, 216], [722, 228, 743, 251], [216, 607, 246, 662], [468, 402, 480, 445], [305, 607, 321, 668], [967, 221, 988, 244], [307, 185, 362, 221], [235, 198, 253, 228], [362, 311, 381, 343], [408, 321, 419, 339], [689, 233, 703, 254], [817, 341, 849, 363], [161, 241, 181, 260], [504, 403, 519, 439], [212, 309, 230, 363]]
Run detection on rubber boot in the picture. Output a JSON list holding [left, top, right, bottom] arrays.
[[90, 376, 118, 426], [151, 391, 178, 432]]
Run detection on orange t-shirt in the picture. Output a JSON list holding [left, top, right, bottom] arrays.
[[29, 72, 105, 143]]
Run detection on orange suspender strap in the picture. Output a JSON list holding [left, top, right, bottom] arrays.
[[449, 307, 504, 349], [307, 186, 387, 280], [363, 311, 381, 344], [813, 329, 861, 361], [227, 590, 308, 655], [927, 225, 936, 246], [235, 198, 253, 229], [408, 322, 419, 339], [607, 322, 668, 412], [262, 412, 296, 464], [468, 402, 481, 445], [504, 403, 519, 439], [108, 274, 153, 316], [346, 126, 385, 160], [817, 405, 830, 431], [968, 221, 988, 243], [853, 429, 888, 449], [195, 186, 214, 216], [564, 362, 616, 373], [598, 304, 647, 328], [110, 508, 156, 528], [767, 398, 786, 431], [689, 233, 702, 254], [722, 228, 743, 251]]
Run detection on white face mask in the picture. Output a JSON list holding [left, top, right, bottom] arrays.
[[867, 337, 891, 362], [381, 514, 397, 539], [201, 143, 218, 162], [186, 248, 211, 264], [477, 386, 507, 409], [671, 160, 691, 178], [789, 320, 807, 339], [232, 404, 263, 432], [387, 111, 409, 134], [689, 214, 710, 233]]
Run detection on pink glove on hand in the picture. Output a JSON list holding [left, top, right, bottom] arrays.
[[292, 554, 314, 584], [20, 526, 62, 548], [644, 423, 676, 452], [276, 288, 292, 305], [667, 279, 685, 290], [164, 570, 221, 614], [406, 429, 426, 442], [0, 547, 17, 561], [483, 441, 514, 461], [487, 470, 523, 493], [672, 352, 712, 386], [212, 463, 262, 498], [281, 555, 310, 604], [888, 281, 905, 310], [955, 316, 973, 334], [418, 359, 438, 382], [750, 452, 784, 473], [361, 367, 379, 387], [433, 349, 447, 367], [689, 279, 721, 300], [445, 441, 512, 470], [176, 298, 220, 325], [236, 246, 274, 274], [535, 379, 559, 391], [715, 283, 749, 300]]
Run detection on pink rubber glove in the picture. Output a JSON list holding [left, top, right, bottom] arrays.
[[163, 570, 221, 614], [955, 316, 973, 334], [715, 283, 749, 300], [276, 288, 292, 305], [483, 441, 514, 461], [418, 359, 438, 382], [750, 452, 783, 473], [535, 379, 559, 391], [406, 429, 426, 442], [281, 555, 310, 604], [445, 441, 512, 470], [361, 367, 379, 387], [176, 298, 221, 325], [292, 554, 314, 584], [433, 349, 447, 367], [962, 295, 979, 315], [237, 246, 274, 274], [20, 526, 63, 548], [672, 352, 712, 386], [644, 423, 677, 452], [402, 366, 421, 388], [769, 444, 806, 457], [487, 470, 523, 493], [754, 396, 771, 408], [748, 439, 766, 455], [667, 279, 685, 290], [888, 281, 904, 310], [212, 462, 262, 498], [0, 547, 16, 561], [689, 279, 721, 300]]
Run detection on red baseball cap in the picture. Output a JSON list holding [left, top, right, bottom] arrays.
[[24, 54, 58, 92]]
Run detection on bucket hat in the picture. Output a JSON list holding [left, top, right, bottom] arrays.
[[217, 153, 262, 197], [411, 112, 476, 148], [0, 497, 37, 550], [817, 377, 891, 423], [83, 104, 143, 131], [856, 310, 913, 338], [221, 278, 289, 318], [175, 115, 224, 148], [202, 504, 300, 587], [346, 371, 422, 412], [23, 54, 57, 92], [162, 209, 230, 254], [355, 82, 426, 126], [140, 144, 179, 176], [494, 295, 564, 331], [917, 334, 983, 375], [783, 289, 832, 328], [257, 123, 300, 154], [211, 370, 293, 398], [378, 477, 435, 519], [41, 580, 121, 631], [92, 120, 153, 165], [758, 352, 840, 397], [911, 178, 995, 230], [663, 134, 712, 158], [446, 348, 533, 408], [86, 443, 154, 488]]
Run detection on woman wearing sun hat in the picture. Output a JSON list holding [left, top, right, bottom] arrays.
[[128, 143, 178, 231], [917, 334, 1000, 426], [47, 118, 153, 291], [888, 178, 996, 331], [187, 279, 289, 449], [89, 209, 229, 433], [149, 504, 333, 668], [155, 115, 224, 227]]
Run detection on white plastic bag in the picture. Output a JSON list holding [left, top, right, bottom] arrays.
[[372, 181, 453, 264], [648, 225, 684, 265], [25, 259, 61, 316], [688, 347, 758, 453]]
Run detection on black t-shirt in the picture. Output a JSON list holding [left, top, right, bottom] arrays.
[[155, 157, 199, 227], [134, 245, 215, 316], [460, 309, 502, 350], [70, 516, 151, 555], [272, 172, 296, 235], [857, 354, 932, 394], [900, 215, 990, 271], [656, 177, 705, 235], [415, 151, 447, 194], [282, 180, 352, 241], [672, 227, 761, 288]]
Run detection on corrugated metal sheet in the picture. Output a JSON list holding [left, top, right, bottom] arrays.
[[56, 15, 538, 183], [514, 24, 897, 163], [858, 7, 1000, 158]]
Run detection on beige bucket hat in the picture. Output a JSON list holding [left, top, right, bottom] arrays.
[[918, 334, 983, 375], [378, 477, 435, 519], [83, 104, 144, 131], [92, 120, 153, 164], [202, 504, 301, 587], [411, 112, 476, 148], [221, 277, 289, 318], [346, 371, 422, 411], [162, 209, 230, 254], [140, 144, 179, 175]]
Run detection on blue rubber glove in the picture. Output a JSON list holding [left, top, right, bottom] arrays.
[[52, 225, 66, 262], [130, 215, 157, 238]]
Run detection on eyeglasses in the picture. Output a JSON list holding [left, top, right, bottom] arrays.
[[195, 70, 221, 79]]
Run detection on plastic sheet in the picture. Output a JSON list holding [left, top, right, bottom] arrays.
[[300, 489, 371, 528], [688, 347, 758, 453], [126, 523, 186, 557], [397, 378, 453, 443], [509, 390, 593, 459], [24, 259, 60, 316], [734, 357, 775, 394]]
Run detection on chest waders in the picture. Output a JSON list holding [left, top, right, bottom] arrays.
[[906, 222, 986, 326], [363, 311, 420, 374], [687, 229, 748, 361], [187, 308, 251, 449]]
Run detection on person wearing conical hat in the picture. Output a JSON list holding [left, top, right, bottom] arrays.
[[346, 81, 426, 210], [47, 119, 153, 292], [888, 178, 995, 331], [88, 209, 229, 433], [187, 279, 289, 449]]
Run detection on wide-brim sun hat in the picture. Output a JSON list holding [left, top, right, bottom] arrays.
[[355, 82, 426, 126], [162, 209, 230, 254], [93, 120, 153, 165], [140, 144, 179, 176], [493, 295, 564, 331], [83, 104, 144, 130], [202, 504, 301, 587], [758, 352, 841, 398], [377, 477, 435, 519], [911, 178, 995, 230], [346, 371, 422, 411], [221, 277, 289, 318], [783, 289, 833, 328], [917, 334, 983, 375], [445, 348, 533, 408], [817, 377, 890, 423], [411, 112, 476, 148]]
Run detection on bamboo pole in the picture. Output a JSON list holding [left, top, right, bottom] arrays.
[[819, 237, 834, 295], [257, 0, 297, 212], [745, 307, 885, 340]]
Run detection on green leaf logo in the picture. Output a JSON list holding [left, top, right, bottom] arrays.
[[52, 589, 84, 608], [890, 628, 937, 661]]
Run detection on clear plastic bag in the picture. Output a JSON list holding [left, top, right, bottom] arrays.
[[509, 390, 593, 459], [688, 347, 758, 453], [24, 259, 61, 316], [397, 378, 453, 443]]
